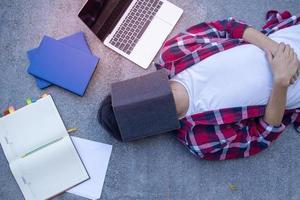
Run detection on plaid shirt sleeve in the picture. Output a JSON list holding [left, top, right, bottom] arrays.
[[156, 10, 300, 160], [155, 17, 249, 78], [176, 107, 300, 160], [262, 10, 300, 35]]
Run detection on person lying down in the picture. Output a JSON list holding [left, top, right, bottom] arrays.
[[98, 10, 300, 160]]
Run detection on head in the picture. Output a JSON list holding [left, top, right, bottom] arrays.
[[97, 95, 122, 141], [99, 70, 180, 142]]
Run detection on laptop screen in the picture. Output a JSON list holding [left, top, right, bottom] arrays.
[[78, 0, 132, 42]]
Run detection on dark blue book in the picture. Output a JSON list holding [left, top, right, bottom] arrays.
[[27, 32, 91, 89], [28, 36, 99, 96]]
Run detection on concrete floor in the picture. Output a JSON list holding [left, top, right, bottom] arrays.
[[1, 0, 300, 200]]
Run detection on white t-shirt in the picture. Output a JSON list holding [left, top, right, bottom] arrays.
[[171, 24, 300, 117]]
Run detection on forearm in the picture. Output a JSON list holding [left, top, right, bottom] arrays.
[[243, 27, 278, 53], [246, 28, 287, 126], [263, 82, 288, 126]]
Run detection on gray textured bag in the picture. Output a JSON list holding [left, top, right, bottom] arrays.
[[111, 69, 180, 141]]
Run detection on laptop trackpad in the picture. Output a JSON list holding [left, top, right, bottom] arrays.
[[155, 1, 183, 25], [130, 17, 173, 68]]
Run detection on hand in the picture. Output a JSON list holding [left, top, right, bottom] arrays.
[[266, 43, 300, 87], [290, 65, 300, 85]]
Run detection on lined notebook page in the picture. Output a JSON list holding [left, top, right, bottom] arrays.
[[10, 136, 89, 200], [0, 96, 66, 162]]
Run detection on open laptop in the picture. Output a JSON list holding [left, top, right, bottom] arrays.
[[78, 0, 183, 69]]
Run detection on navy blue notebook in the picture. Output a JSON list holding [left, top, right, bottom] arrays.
[[28, 36, 99, 96], [27, 32, 91, 89]]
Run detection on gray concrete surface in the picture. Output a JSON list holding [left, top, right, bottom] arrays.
[[1, 0, 300, 200]]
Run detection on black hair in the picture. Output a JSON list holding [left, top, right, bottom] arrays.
[[97, 95, 122, 141]]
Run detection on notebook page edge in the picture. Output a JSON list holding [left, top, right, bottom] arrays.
[[17, 136, 89, 199]]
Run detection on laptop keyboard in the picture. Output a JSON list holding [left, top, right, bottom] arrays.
[[109, 0, 163, 55]]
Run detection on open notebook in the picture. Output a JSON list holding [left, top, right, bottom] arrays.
[[0, 95, 89, 200]]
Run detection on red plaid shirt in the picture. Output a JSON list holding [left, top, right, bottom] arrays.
[[155, 10, 300, 160]]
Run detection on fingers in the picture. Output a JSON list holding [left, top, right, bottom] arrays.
[[265, 49, 273, 63], [290, 47, 295, 59], [274, 42, 286, 56], [274, 43, 295, 58], [293, 53, 300, 76], [284, 44, 292, 58], [290, 67, 300, 85], [284, 44, 290, 57], [293, 74, 297, 82], [290, 76, 297, 85], [293, 51, 299, 64], [289, 73, 297, 85], [271, 42, 299, 87], [290, 79, 295, 85], [280, 43, 297, 64]]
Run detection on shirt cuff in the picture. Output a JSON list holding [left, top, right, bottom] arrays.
[[259, 118, 286, 133], [230, 21, 250, 39]]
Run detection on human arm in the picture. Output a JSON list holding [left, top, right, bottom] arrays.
[[243, 27, 300, 84], [242, 27, 278, 54], [263, 43, 300, 126], [155, 18, 250, 74], [176, 44, 299, 159], [263, 82, 288, 126], [207, 18, 249, 39]]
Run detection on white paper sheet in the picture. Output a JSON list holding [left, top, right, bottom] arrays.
[[68, 137, 112, 200]]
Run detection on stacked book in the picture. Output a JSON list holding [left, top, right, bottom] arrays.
[[27, 32, 99, 96]]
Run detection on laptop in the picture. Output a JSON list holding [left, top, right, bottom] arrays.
[[78, 0, 183, 69]]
